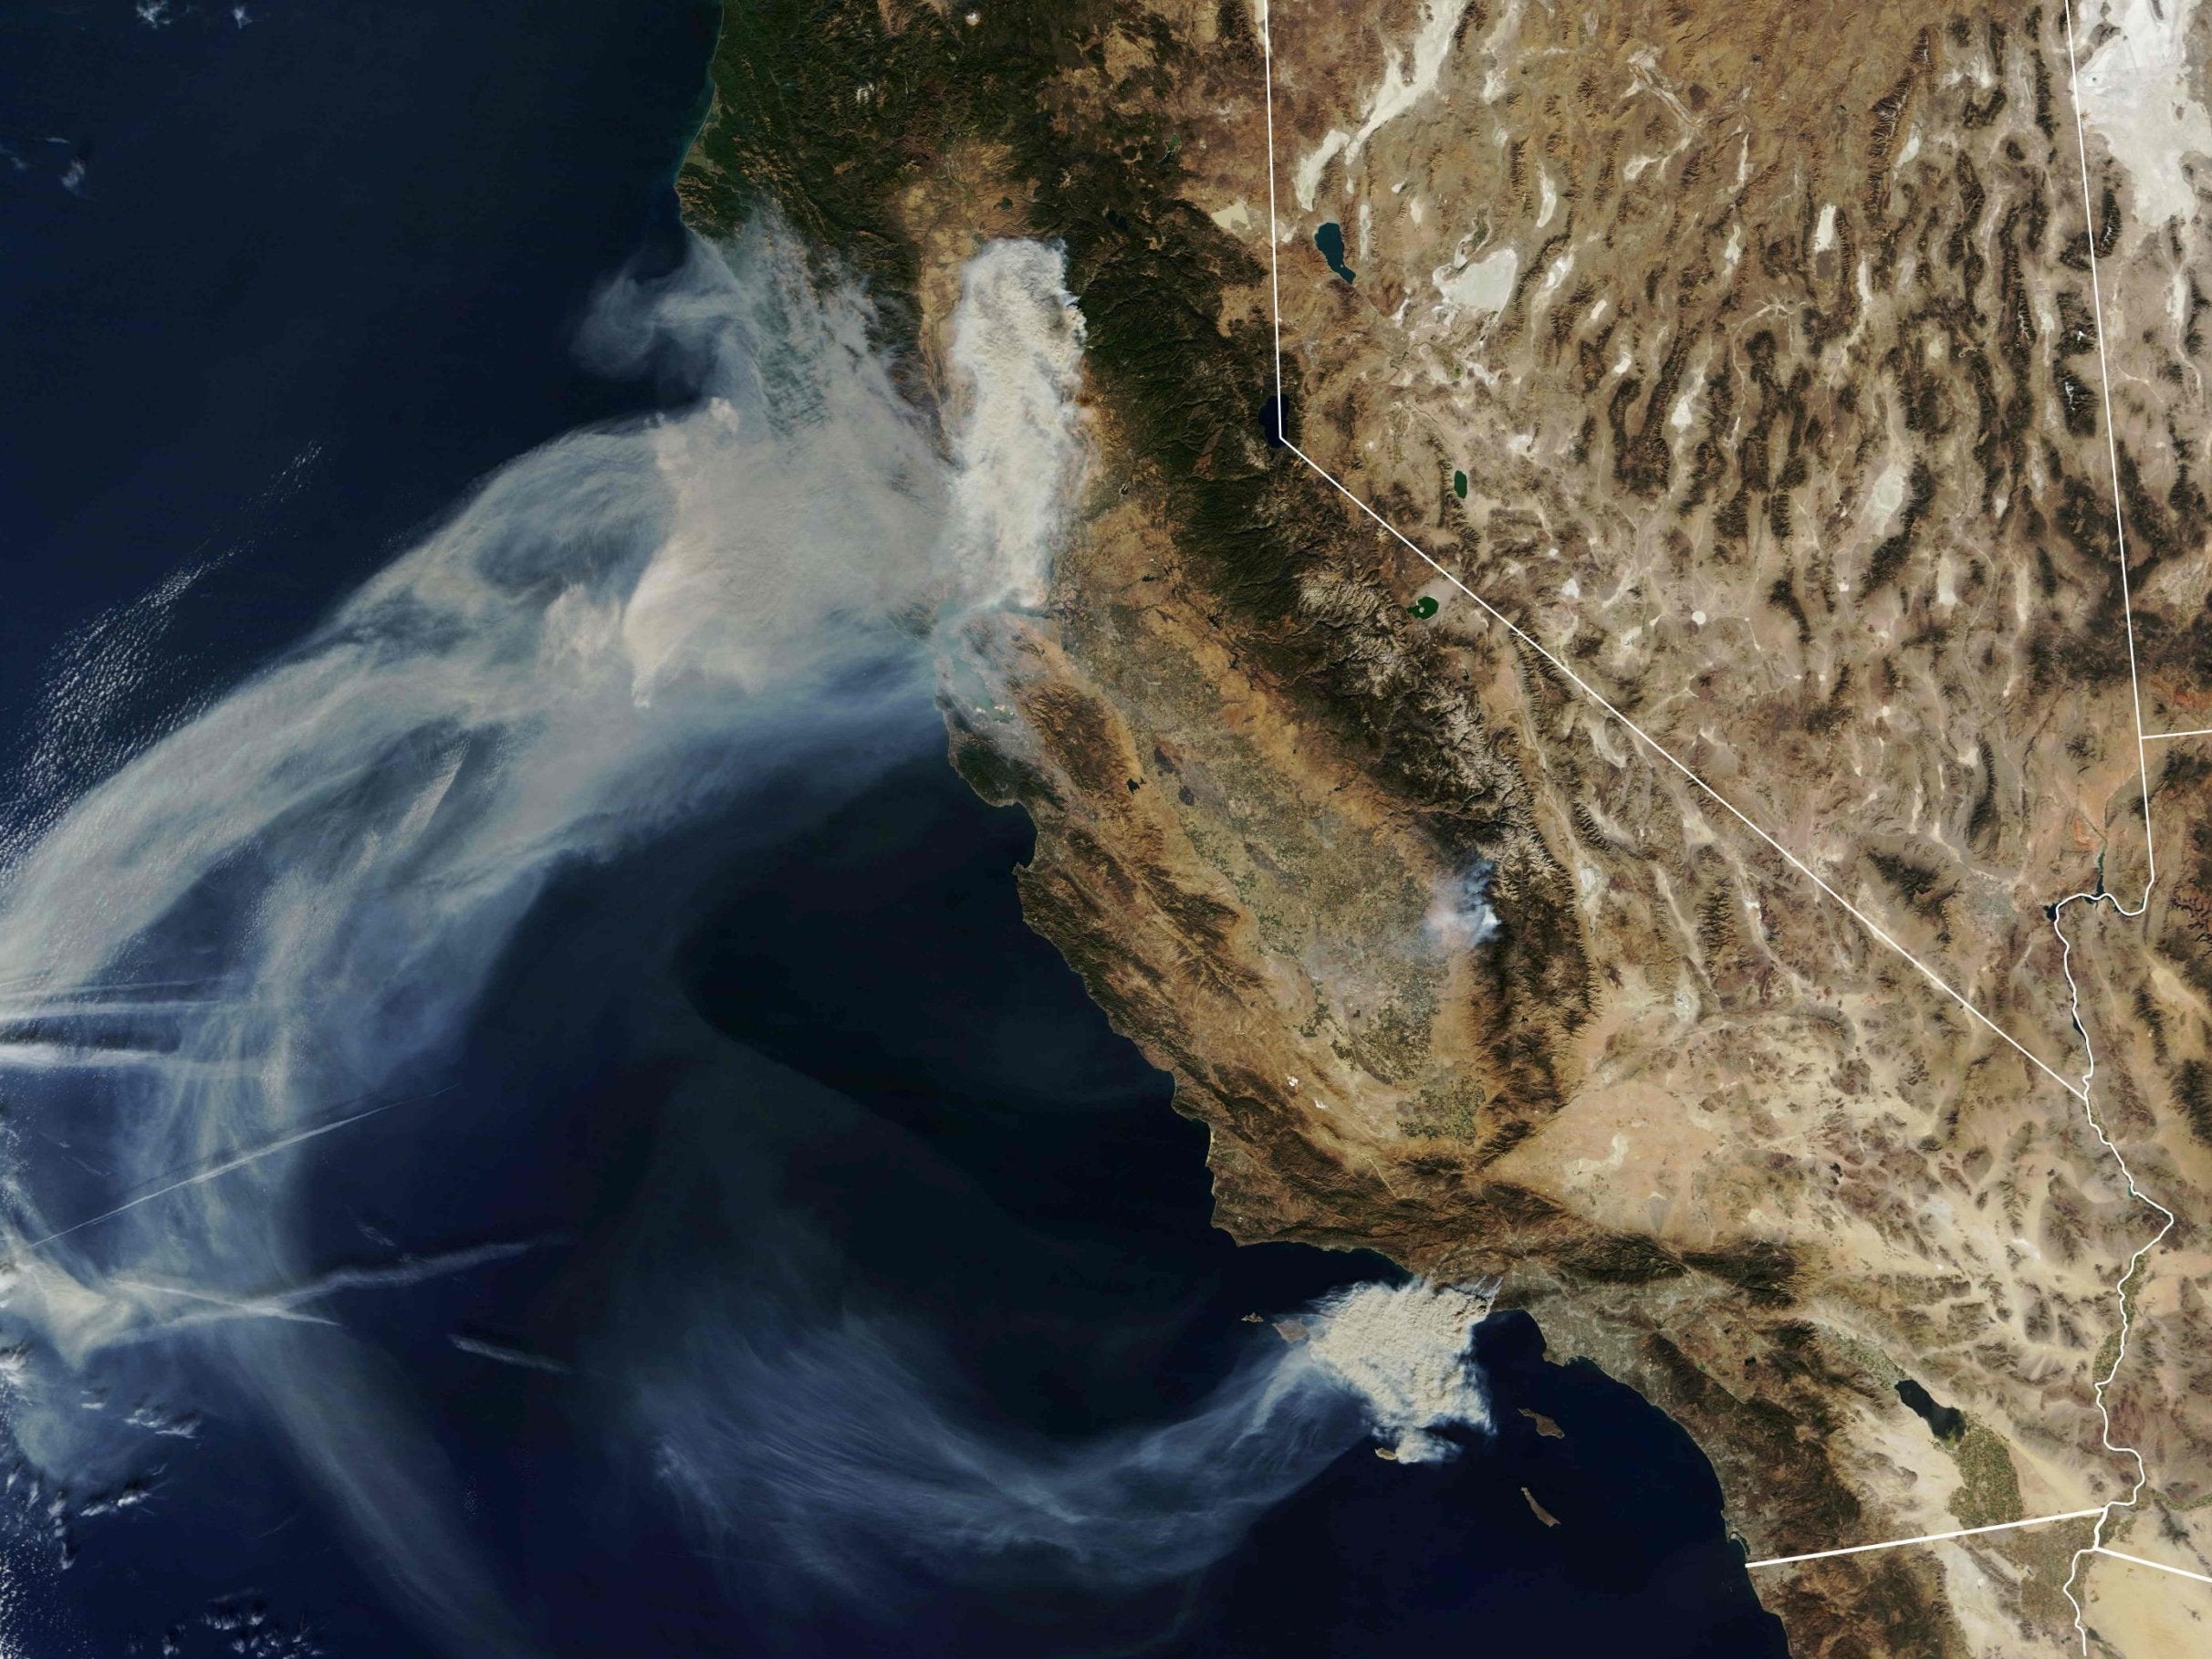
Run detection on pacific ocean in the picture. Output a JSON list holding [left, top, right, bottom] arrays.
[[0, 5, 1785, 1656]]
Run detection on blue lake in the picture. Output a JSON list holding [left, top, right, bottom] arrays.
[[1314, 220, 1355, 282]]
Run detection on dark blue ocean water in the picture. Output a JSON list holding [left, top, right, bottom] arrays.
[[0, 5, 1787, 1655], [0, 0, 709, 798]]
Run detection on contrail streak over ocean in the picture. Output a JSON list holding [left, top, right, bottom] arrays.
[[18, 1086, 450, 1252]]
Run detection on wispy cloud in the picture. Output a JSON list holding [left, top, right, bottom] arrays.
[[0, 221, 1487, 1654], [0, 219, 976, 1654]]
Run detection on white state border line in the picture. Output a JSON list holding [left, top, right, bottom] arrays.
[[2144, 725, 2212, 741], [2058, 10, 2159, 892], [1745, 1510, 2107, 1570], [2093, 1546, 2212, 1588], [2053, 2, 2180, 1649], [1255, 0, 2180, 1608], [1255, 1, 2082, 1102]]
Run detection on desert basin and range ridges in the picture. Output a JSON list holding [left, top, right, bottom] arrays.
[[679, 0, 2212, 1651]]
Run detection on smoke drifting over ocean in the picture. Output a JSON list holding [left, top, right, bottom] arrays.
[[643, 1278, 1494, 1607], [0, 226, 1494, 1654]]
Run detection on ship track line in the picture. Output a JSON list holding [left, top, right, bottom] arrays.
[[1254, 0, 2183, 1622]]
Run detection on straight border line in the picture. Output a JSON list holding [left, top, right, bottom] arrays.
[[2093, 1546, 2212, 1588], [1253, 0, 2086, 1107], [1745, 1510, 2106, 1570], [1254, 0, 2180, 1610], [2052, 3, 2181, 1648], [2056, 0, 2157, 899]]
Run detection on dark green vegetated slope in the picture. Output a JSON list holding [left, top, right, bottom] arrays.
[[683, 0, 1305, 620], [683, 0, 1591, 1114]]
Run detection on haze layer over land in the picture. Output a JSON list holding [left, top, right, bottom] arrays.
[[678, 1, 2212, 1651]]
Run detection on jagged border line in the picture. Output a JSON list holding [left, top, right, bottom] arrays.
[[1253, 0, 2185, 1616]]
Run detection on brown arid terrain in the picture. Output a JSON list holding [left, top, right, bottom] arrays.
[[686, 0, 2212, 1652]]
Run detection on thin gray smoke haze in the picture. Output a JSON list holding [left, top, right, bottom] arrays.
[[0, 223, 1493, 1656], [0, 222, 966, 1655], [640, 1276, 1495, 1598]]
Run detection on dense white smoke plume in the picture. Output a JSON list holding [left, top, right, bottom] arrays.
[[1300, 1278, 1495, 1463], [0, 224, 1491, 1654], [1424, 860, 1500, 953], [942, 241, 1089, 611]]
